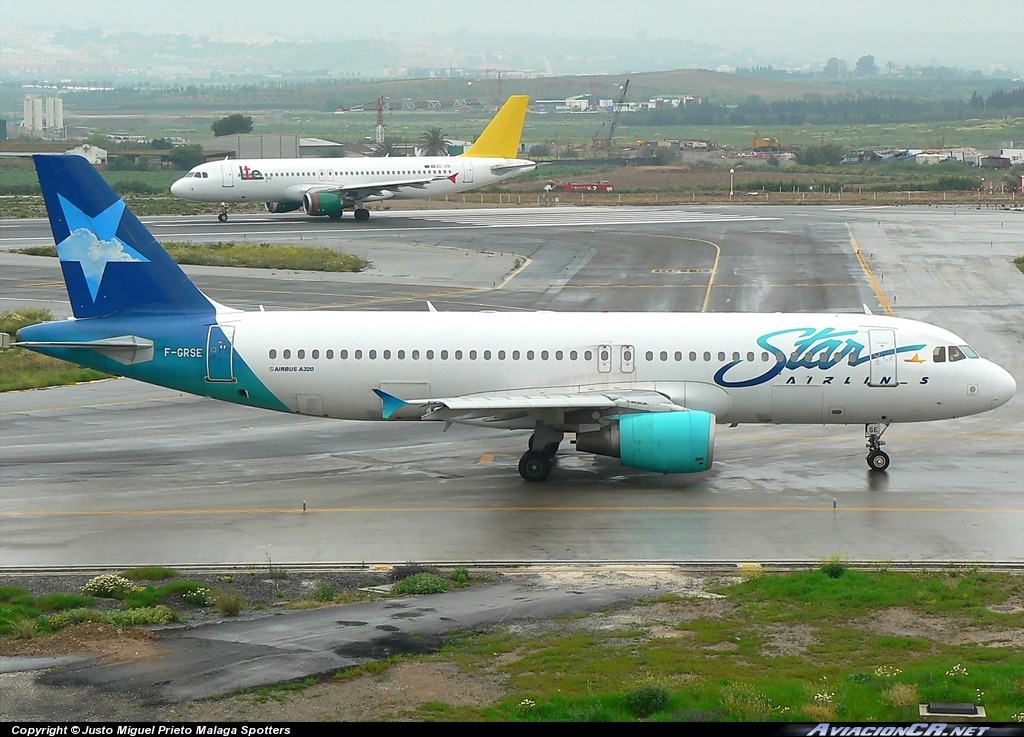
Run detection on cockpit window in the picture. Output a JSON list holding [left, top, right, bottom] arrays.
[[948, 345, 966, 362], [933, 346, 946, 362], [960, 345, 979, 359]]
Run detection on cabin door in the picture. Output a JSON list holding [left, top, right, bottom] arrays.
[[867, 329, 898, 387], [220, 163, 234, 188], [206, 325, 235, 382]]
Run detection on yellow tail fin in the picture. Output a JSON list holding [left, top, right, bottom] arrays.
[[461, 96, 529, 159]]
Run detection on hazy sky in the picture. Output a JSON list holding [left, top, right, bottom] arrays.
[[3, 0, 1022, 70]]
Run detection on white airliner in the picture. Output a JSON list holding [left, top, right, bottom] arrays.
[[170, 96, 536, 222], [18, 156, 1016, 481]]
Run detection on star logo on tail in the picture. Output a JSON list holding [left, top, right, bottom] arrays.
[[55, 195, 150, 301]]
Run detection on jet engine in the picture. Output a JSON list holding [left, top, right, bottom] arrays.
[[264, 201, 302, 214], [576, 410, 715, 473], [302, 191, 344, 217]]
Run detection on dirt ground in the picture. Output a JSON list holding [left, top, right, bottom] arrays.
[[2, 567, 1022, 722]]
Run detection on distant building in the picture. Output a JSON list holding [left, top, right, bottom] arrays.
[[196, 134, 349, 159], [65, 144, 107, 165], [21, 95, 64, 138]]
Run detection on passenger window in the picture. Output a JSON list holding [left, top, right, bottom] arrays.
[[584, 350, 593, 361], [746, 352, 754, 362], [368, 350, 377, 360], [555, 350, 563, 360], [440, 350, 449, 360], [397, 350, 405, 359], [689, 351, 697, 361], [311, 350, 319, 359], [703, 351, 711, 362], [340, 349, 348, 359], [540, 350, 548, 360], [426, 350, 434, 359], [933, 346, 946, 363], [455, 350, 463, 360], [383, 350, 391, 359], [283, 349, 291, 359], [498, 350, 507, 360], [660, 351, 668, 361], [354, 350, 362, 359], [326, 350, 334, 359], [570, 350, 578, 360], [513, 350, 521, 360], [297, 350, 305, 359], [645, 351, 654, 361], [412, 350, 420, 359], [675, 351, 683, 361], [483, 350, 491, 360], [527, 350, 535, 360], [470, 350, 478, 360], [269, 349, 277, 359]]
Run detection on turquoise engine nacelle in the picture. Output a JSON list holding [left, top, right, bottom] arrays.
[[265, 201, 302, 214], [576, 411, 715, 473], [302, 191, 344, 217]]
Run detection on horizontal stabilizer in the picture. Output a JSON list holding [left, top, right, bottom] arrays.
[[16, 334, 154, 365]]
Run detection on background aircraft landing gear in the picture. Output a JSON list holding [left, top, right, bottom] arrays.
[[354, 208, 370, 221], [865, 421, 891, 471]]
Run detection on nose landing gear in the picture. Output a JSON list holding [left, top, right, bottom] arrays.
[[218, 203, 230, 222], [865, 421, 891, 471]]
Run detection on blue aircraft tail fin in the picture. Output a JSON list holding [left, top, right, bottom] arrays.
[[34, 154, 215, 318]]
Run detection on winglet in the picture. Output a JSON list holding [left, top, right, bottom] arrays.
[[461, 96, 529, 159], [373, 389, 408, 420], [863, 303, 874, 315]]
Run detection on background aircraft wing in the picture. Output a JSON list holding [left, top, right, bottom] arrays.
[[304, 174, 443, 200]]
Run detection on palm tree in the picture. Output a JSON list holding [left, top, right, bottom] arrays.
[[371, 138, 399, 157], [420, 127, 450, 156]]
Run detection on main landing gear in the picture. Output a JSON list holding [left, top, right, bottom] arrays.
[[354, 207, 370, 221], [518, 428, 564, 482], [865, 421, 891, 471]]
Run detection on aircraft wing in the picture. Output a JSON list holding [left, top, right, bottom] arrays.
[[375, 387, 684, 424]]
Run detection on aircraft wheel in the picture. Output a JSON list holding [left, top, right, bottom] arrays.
[[354, 208, 370, 221], [867, 450, 890, 471], [519, 451, 553, 482], [543, 441, 560, 458], [218, 212, 228, 222]]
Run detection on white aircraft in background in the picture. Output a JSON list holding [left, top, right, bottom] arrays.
[[18, 156, 1016, 481], [170, 96, 536, 222]]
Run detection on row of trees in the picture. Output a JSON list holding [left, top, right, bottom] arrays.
[[631, 88, 1023, 127]]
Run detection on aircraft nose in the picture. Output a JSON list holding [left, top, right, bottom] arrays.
[[170, 178, 188, 197], [990, 362, 1016, 409]]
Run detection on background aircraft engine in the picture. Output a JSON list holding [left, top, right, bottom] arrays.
[[302, 192, 344, 217], [576, 411, 715, 473], [264, 201, 302, 214]]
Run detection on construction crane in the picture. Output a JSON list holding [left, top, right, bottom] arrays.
[[593, 79, 630, 152]]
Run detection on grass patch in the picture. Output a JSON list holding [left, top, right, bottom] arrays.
[[14, 241, 368, 272], [4, 568, 1024, 721]]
